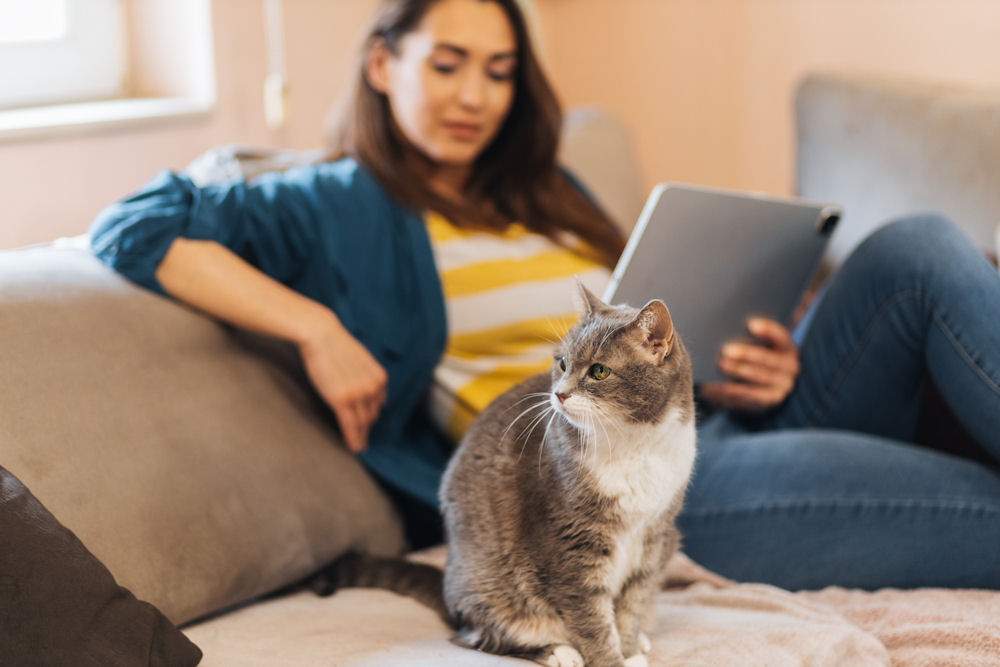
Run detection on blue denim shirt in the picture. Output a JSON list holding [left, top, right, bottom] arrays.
[[89, 158, 452, 508]]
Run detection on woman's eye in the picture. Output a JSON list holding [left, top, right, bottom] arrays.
[[589, 364, 611, 380], [557, 357, 567, 372], [486, 68, 514, 82], [431, 62, 457, 74]]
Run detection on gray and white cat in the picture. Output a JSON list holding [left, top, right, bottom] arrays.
[[315, 282, 696, 667]]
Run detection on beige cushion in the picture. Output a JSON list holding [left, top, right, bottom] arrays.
[[561, 106, 646, 234], [0, 240, 404, 625]]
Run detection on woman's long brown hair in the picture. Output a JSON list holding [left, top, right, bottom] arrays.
[[326, 0, 625, 268]]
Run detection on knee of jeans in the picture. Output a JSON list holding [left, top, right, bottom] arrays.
[[865, 213, 960, 249], [849, 214, 970, 287]]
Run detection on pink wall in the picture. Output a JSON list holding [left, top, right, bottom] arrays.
[[535, 0, 1000, 197], [2, 0, 998, 249]]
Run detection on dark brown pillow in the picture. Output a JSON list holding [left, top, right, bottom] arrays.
[[0, 466, 202, 666]]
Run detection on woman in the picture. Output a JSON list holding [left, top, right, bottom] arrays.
[[90, 0, 621, 545], [90, 0, 1000, 588]]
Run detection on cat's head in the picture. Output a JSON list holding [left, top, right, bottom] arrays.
[[549, 280, 693, 431]]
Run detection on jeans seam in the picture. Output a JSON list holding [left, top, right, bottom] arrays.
[[932, 310, 1000, 396], [802, 289, 926, 427], [683, 497, 1000, 518]]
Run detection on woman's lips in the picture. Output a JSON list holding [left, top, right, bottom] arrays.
[[443, 121, 482, 140]]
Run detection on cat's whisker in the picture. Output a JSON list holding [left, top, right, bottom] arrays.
[[590, 415, 600, 465], [541, 410, 558, 449], [542, 315, 571, 346], [585, 409, 598, 466], [535, 332, 561, 348], [513, 415, 550, 461], [570, 404, 589, 464], [520, 405, 554, 464], [501, 398, 552, 445], [520, 403, 555, 455], [590, 403, 622, 461], [505, 392, 552, 410], [594, 409, 615, 461], [587, 404, 601, 464], [537, 409, 559, 476], [502, 393, 554, 430]]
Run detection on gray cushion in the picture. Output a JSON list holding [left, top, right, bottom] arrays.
[[0, 240, 405, 625]]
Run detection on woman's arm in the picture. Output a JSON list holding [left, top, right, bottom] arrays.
[[156, 237, 387, 453]]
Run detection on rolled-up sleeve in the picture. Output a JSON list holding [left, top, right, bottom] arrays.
[[89, 169, 319, 296]]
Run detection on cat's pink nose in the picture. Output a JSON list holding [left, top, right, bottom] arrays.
[[555, 392, 569, 404]]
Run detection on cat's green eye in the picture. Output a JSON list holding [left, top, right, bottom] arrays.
[[557, 357, 567, 372], [589, 363, 611, 380]]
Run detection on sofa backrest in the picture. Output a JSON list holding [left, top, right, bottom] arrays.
[[796, 73, 1000, 266]]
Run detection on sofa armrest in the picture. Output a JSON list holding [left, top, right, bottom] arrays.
[[0, 244, 405, 626]]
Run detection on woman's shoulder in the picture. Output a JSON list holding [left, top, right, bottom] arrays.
[[301, 157, 381, 196], [272, 157, 406, 213]]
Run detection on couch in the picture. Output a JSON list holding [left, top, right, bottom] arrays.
[[2, 74, 998, 666]]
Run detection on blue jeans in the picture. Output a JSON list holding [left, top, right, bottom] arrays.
[[678, 215, 1000, 589]]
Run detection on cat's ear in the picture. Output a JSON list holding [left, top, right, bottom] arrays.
[[628, 300, 675, 363], [573, 276, 610, 317]]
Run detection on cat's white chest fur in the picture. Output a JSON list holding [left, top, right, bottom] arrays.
[[582, 409, 696, 591], [585, 408, 696, 515]]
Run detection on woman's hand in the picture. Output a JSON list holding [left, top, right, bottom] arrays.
[[299, 315, 388, 453], [699, 317, 800, 413]]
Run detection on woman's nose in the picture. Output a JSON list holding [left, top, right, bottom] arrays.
[[457, 71, 486, 109]]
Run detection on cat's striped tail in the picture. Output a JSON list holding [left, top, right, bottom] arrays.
[[308, 552, 452, 625]]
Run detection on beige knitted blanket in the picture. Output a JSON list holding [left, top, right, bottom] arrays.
[[185, 547, 1000, 666]]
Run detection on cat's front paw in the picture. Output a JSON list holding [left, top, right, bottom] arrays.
[[638, 631, 652, 654], [623, 654, 649, 667], [541, 644, 585, 667]]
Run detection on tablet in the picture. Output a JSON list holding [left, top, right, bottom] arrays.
[[603, 183, 840, 382]]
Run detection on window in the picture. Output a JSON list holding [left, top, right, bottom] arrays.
[[0, 0, 215, 140], [0, 0, 125, 109]]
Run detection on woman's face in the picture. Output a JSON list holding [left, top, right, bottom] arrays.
[[368, 0, 518, 168]]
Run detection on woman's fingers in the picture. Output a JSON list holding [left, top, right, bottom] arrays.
[[747, 316, 796, 350], [338, 364, 387, 453], [720, 343, 798, 375], [717, 360, 795, 398], [299, 320, 388, 453], [699, 380, 787, 412], [704, 317, 801, 413], [333, 403, 366, 454], [329, 374, 384, 453]]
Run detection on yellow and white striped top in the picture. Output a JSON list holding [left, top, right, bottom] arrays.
[[426, 211, 611, 444]]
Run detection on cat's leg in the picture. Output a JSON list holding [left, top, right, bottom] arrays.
[[549, 591, 627, 667], [612, 574, 656, 661], [534, 644, 585, 667], [453, 611, 585, 666]]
